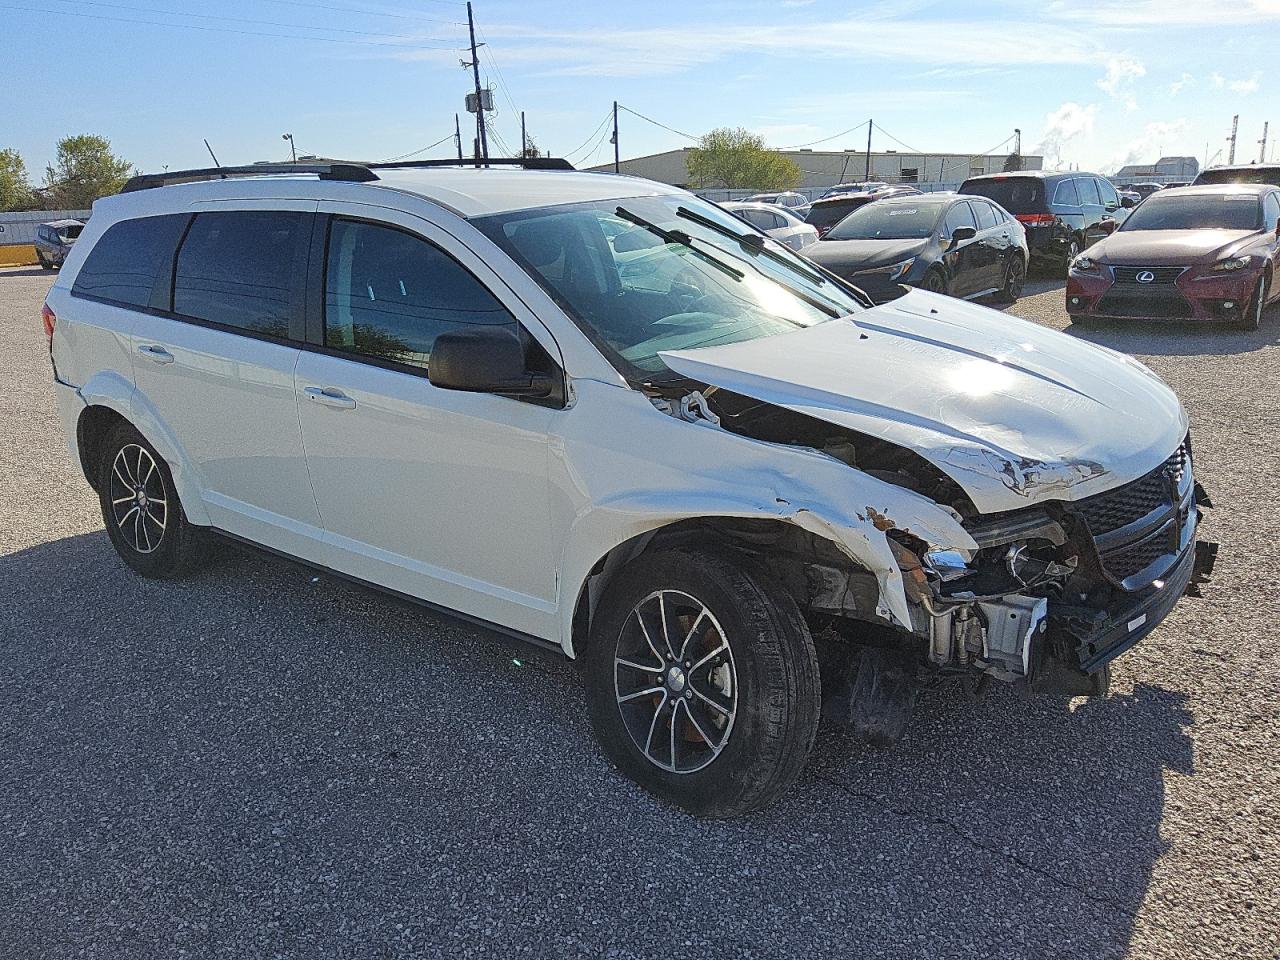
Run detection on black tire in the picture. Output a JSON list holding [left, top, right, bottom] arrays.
[[1235, 272, 1269, 331], [583, 548, 821, 818], [920, 268, 949, 295], [37, 254, 53, 271], [996, 255, 1026, 304], [96, 422, 206, 579], [1060, 237, 1081, 278]]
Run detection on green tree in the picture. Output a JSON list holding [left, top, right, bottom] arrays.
[[0, 149, 33, 211], [1002, 151, 1024, 173], [515, 136, 542, 160], [43, 135, 131, 209], [686, 128, 802, 190]]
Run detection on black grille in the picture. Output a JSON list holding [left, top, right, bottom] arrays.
[[1112, 266, 1186, 284], [1094, 290, 1192, 319], [1075, 440, 1189, 535], [1099, 535, 1171, 582]]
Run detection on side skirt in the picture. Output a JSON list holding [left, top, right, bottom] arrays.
[[208, 528, 565, 658]]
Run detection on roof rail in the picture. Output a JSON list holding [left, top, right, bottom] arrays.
[[367, 157, 575, 171], [120, 163, 379, 193]]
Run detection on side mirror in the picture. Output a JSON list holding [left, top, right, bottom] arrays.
[[428, 328, 553, 398], [1275, 217, 1280, 238], [1101, 219, 1119, 235], [951, 226, 977, 243], [1120, 196, 1135, 209]]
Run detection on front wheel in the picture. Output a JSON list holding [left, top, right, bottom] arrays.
[[37, 254, 53, 270], [97, 422, 207, 578], [920, 268, 949, 295], [996, 256, 1026, 304], [1236, 272, 1269, 331], [583, 548, 821, 818]]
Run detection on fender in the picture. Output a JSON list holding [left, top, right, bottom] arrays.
[[552, 383, 979, 656]]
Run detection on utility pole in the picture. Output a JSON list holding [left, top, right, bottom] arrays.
[[864, 119, 872, 182], [1260, 122, 1270, 164], [1227, 114, 1239, 165], [612, 101, 620, 173], [455, 113, 463, 160], [466, 2, 488, 163], [521, 111, 527, 158]]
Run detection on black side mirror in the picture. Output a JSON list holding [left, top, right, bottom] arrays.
[[428, 328, 553, 398], [951, 226, 977, 243], [1120, 196, 1135, 209], [1274, 217, 1280, 238]]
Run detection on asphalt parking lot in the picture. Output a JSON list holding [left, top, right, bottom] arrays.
[[1, 265, 1277, 960]]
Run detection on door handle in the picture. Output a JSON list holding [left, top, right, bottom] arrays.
[[137, 344, 174, 364], [303, 386, 357, 410]]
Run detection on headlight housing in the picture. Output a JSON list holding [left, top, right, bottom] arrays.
[[1212, 255, 1251, 272], [1071, 254, 1100, 273], [889, 258, 916, 281]]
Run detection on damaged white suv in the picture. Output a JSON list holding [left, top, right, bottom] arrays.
[[46, 160, 1217, 817]]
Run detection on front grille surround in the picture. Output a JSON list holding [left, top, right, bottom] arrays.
[[1111, 265, 1187, 285]]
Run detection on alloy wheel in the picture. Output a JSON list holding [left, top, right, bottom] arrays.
[[108, 444, 168, 554], [1005, 258, 1026, 300], [613, 590, 738, 774]]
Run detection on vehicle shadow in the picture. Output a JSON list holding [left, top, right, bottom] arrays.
[[0, 266, 54, 279], [1062, 307, 1280, 357], [0, 530, 1193, 959]]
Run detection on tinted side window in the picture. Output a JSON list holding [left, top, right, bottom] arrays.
[[1265, 192, 1280, 226], [943, 202, 977, 235], [324, 219, 515, 371], [1077, 178, 1102, 205], [1053, 179, 1080, 206], [72, 214, 188, 309], [1096, 179, 1120, 207], [173, 211, 306, 338], [973, 202, 998, 230]]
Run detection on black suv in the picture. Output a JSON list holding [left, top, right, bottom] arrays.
[[1192, 164, 1280, 187], [959, 171, 1133, 276]]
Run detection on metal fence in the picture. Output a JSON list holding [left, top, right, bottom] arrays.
[[0, 210, 92, 247]]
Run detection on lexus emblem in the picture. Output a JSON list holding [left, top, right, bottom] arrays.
[[1136, 270, 1156, 284]]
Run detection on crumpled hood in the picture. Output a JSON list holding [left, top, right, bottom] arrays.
[[1094, 228, 1260, 265], [804, 238, 927, 271], [660, 289, 1188, 514]]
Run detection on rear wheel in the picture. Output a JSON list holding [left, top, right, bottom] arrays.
[[1060, 237, 1081, 278], [583, 548, 821, 818], [97, 422, 206, 578], [37, 254, 53, 270], [996, 255, 1026, 304], [1236, 272, 1269, 331]]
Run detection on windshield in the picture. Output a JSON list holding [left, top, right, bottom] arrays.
[[827, 202, 944, 240], [961, 178, 1043, 214], [1120, 194, 1262, 231], [805, 197, 871, 230], [1194, 167, 1280, 187], [58, 224, 83, 240], [473, 195, 865, 381]]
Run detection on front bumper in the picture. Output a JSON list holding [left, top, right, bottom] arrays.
[[1067, 265, 1262, 322], [1048, 532, 1214, 674]]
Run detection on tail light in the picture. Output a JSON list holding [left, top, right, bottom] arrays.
[[40, 302, 56, 347], [1014, 213, 1056, 226]]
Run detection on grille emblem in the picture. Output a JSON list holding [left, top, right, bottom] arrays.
[[1136, 270, 1156, 284]]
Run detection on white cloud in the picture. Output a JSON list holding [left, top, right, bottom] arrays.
[[1096, 57, 1145, 102], [1169, 73, 1194, 95], [1033, 102, 1098, 166], [1050, 0, 1280, 26], [1209, 73, 1226, 89], [1111, 118, 1190, 173], [1229, 74, 1261, 95]]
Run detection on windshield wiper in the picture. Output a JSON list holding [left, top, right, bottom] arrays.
[[614, 207, 744, 282], [675, 205, 830, 287]]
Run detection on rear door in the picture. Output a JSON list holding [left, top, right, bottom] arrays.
[[293, 204, 564, 639], [129, 202, 327, 561], [968, 200, 1005, 292]]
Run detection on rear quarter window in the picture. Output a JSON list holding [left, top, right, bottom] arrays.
[[71, 214, 189, 309], [959, 178, 1043, 214]]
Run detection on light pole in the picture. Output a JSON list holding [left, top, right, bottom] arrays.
[[282, 133, 297, 163]]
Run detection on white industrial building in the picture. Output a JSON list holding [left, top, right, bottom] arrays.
[[588, 147, 1043, 192]]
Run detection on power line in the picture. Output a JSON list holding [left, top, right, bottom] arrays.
[[3, 4, 465, 48], [617, 105, 699, 142], [871, 121, 926, 155], [379, 133, 456, 163], [262, 0, 464, 20], [45, 0, 465, 41], [564, 112, 614, 160], [779, 121, 870, 150]]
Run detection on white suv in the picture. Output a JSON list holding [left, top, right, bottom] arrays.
[[45, 159, 1216, 817]]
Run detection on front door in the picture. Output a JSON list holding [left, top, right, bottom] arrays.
[[294, 205, 564, 640], [129, 202, 327, 561], [940, 201, 982, 297]]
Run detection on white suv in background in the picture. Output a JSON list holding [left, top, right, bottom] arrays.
[[45, 159, 1215, 817]]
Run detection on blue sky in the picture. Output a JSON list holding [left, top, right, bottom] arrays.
[[6, 0, 1278, 178]]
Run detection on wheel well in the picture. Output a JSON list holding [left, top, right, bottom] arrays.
[[569, 516, 883, 656], [76, 405, 129, 491]]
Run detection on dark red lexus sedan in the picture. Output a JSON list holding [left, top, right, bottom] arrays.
[[1066, 184, 1280, 330]]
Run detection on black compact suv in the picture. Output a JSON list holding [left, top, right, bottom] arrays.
[[959, 171, 1133, 275], [1192, 164, 1280, 187]]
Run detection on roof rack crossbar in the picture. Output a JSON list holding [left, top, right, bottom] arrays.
[[121, 163, 378, 193]]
